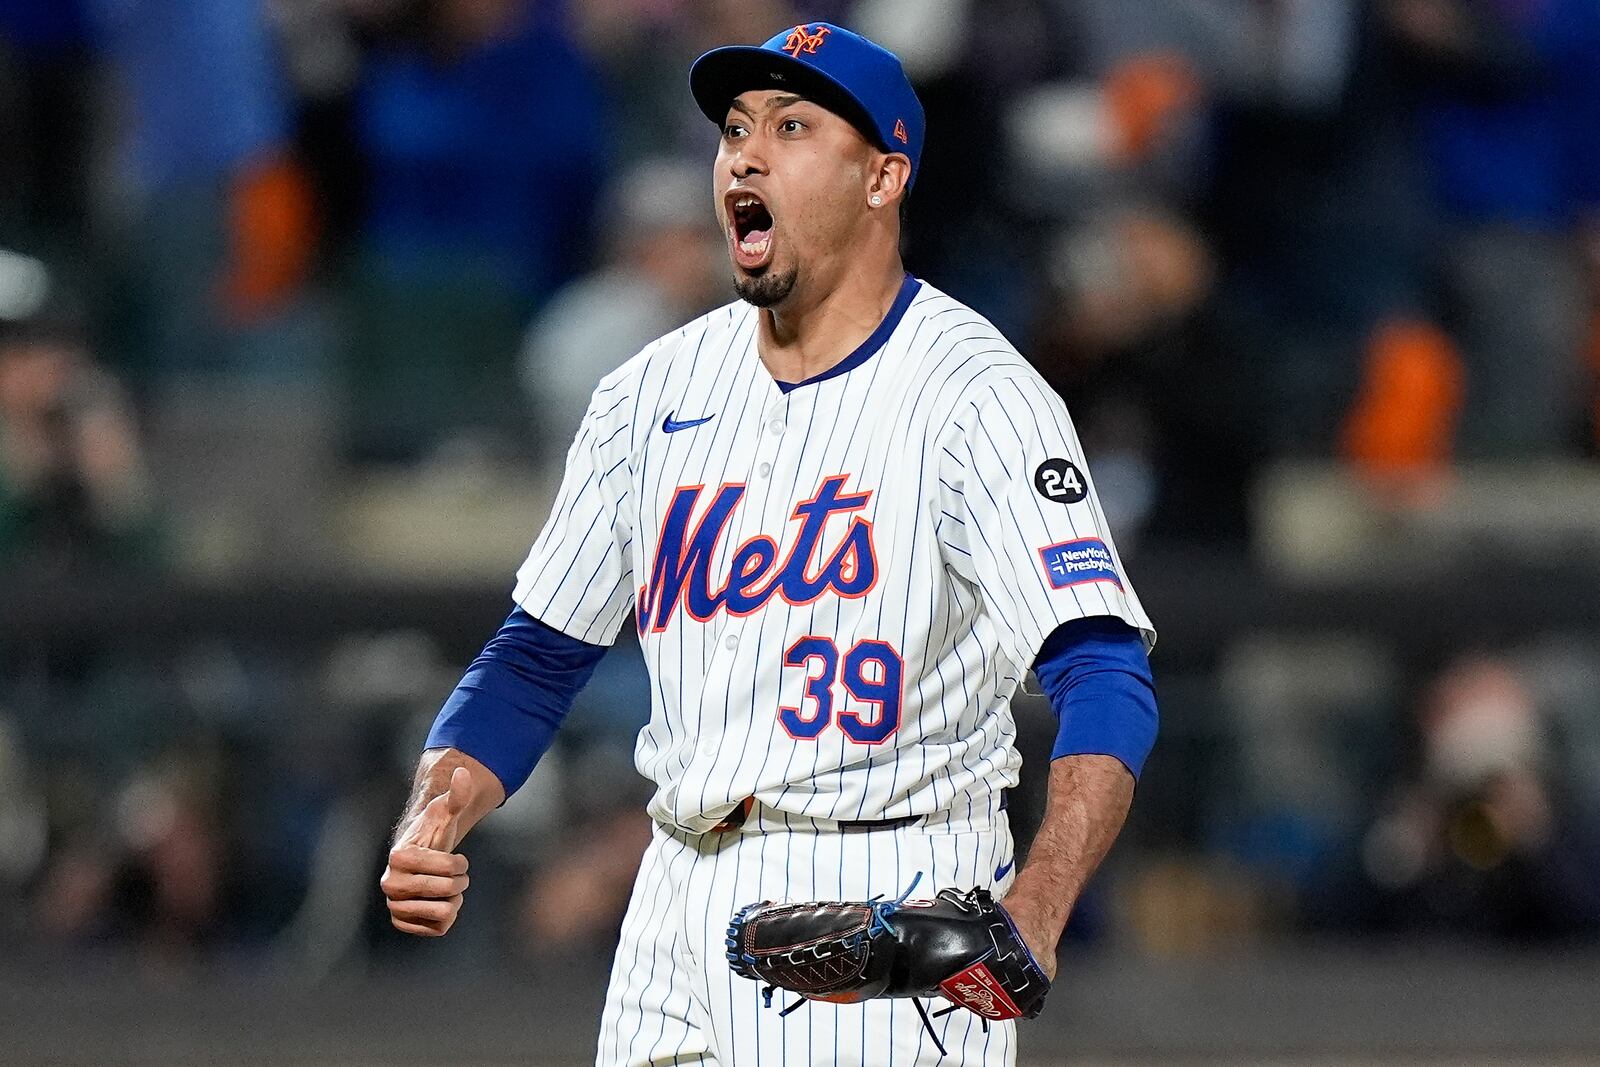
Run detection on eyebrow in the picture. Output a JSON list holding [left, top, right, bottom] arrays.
[[728, 93, 810, 119]]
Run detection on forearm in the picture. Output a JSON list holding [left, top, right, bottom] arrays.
[[393, 747, 505, 847], [1005, 754, 1134, 947], [424, 607, 608, 797]]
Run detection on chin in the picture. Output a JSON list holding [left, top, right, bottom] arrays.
[[733, 265, 799, 308]]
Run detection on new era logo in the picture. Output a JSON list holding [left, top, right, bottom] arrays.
[[893, 118, 908, 144]]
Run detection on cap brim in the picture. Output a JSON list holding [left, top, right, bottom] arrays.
[[690, 46, 887, 151]]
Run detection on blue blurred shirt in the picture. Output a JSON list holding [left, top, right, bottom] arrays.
[[87, 0, 287, 193], [1422, 0, 1600, 226], [0, 0, 91, 51], [355, 10, 607, 301]]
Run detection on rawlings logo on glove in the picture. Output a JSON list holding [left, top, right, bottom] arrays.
[[725, 875, 1050, 1055], [941, 962, 1023, 1019]]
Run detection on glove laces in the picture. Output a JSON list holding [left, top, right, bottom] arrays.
[[755, 872, 974, 1058]]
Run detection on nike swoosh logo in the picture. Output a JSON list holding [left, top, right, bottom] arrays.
[[994, 857, 1015, 881], [662, 411, 715, 433]]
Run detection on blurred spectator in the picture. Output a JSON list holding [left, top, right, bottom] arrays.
[[0, 251, 159, 569], [1391, 0, 1600, 456], [1338, 316, 1464, 499], [35, 754, 225, 954], [0, 0, 98, 263], [571, 0, 799, 165], [1030, 205, 1234, 547], [91, 0, 324, 382], [882, 0, 1079, 335], [520, 157, 723, 455], [1211, 633, 1403, 925], [0, 717, 47, 898], [516, 810, 652, 951], [1340, 656, 1600, 940], [1202, 0, 1435, 454], [344, 0, 606, 460], [498, 642, 653, 954]]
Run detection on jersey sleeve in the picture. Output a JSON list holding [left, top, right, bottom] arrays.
[[936, 371, 1155, 665], [512, 385, 637, 645]]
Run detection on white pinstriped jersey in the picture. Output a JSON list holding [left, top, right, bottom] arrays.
[[514, 277, 1155, 834]]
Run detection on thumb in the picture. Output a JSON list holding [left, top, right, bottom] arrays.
[[404, 767, 476, 851], [443, 765, 475, 816]]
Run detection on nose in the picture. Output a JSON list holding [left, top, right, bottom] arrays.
[[727, 134, 770, 180]]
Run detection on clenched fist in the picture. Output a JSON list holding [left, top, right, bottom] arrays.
[[381, 765, 477, 937]]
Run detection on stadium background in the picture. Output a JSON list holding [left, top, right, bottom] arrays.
[[2, 0, 1599, 1063]]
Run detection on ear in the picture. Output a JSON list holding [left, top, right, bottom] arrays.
[[867, 153, 912, 210]]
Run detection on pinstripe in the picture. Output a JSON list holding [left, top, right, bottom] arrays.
[[771, 340, 881, 815], [1004, 377, 1116, 616], [594, 390, 632, 421], [871, 322, 966, 818], [640, 926, 686, 1065], [973, 408, 1089, 636], [959, 429, 1055, 653], [1023, 373, 1153, 642], [750, 383, 821, 809], [603, 831, 674, 1066], [685, 325, 770, 824], [850, 314, 941, 819], [985, 382, 1088, 580], [723, 826, 748, 1062], [650, 311, 754, 803], [643, 313, 726, 780]]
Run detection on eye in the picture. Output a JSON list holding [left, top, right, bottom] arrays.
[[724, 123, 748, 140], [778, 118, 806, 134]]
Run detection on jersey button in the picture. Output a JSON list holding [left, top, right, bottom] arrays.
[[758, 462, 772, 478], [768, 419, 784, 435], [724, 633, 739, 650]]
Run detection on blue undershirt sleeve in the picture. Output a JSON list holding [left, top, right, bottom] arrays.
[[1031, 616, 1159, 779], [425, 606, 609, 798]]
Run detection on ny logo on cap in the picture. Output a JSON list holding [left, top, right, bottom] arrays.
[[782, 24, 831, 57]]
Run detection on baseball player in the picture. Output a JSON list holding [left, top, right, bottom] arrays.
[[380, 22, 1158, 1067]]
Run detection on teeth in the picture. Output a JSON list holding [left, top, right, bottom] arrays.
[[735, 195, 759, 210]]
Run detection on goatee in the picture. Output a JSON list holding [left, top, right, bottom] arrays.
[[734, 266, 799, 308]]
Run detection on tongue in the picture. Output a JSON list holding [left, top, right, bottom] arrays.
[[735, 227, 772, 268]]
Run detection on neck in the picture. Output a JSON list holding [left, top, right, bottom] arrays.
[[757, 250, 906, 385]]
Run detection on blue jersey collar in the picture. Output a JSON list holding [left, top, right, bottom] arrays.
[[774, 273, 921, 393]]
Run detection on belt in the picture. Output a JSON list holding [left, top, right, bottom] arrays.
[[710, 797, 923, 834]]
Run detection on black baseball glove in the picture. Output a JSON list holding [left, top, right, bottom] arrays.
[[725, 876, 1049, 1053]]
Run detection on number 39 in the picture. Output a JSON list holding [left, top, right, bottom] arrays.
[[778, 636, 903, 744]]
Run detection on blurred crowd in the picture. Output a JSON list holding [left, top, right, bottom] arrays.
[[3, 0, 1600, 969]]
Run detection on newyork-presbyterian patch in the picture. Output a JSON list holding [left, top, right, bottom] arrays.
[[1038, 538, 1122, 591]]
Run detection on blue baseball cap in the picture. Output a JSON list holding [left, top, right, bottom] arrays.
[[690, 23, 926, 187]]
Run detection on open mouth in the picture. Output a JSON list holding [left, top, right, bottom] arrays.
[[727, 191, 775, 271]]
